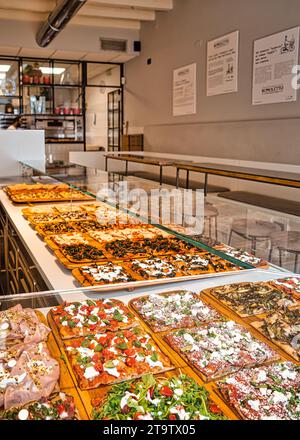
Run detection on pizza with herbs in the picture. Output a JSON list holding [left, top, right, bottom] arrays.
[[59, 243, 107, 264], [50, 299, 138, 340], [165, 321, 279, 382], [64, 327, 173, 389], [59, 211, 95, 222], [92, 373, 226, 420], [168, 252, 238, 275], [104, 237, 198, 259], [27, 213, 64, 225], [126, 257, 183, 280], [217, 362, 300, 420], [251, 308, 300, 361], [0, 393, 79, 420], [70, 220, 110, 233], [215, 244, 268, 268], [73, 262, 138, 286], [272, 277, 300, 300], [36, 221, 76, 236], [206, 281, 298, 317], [130, 291, 223, 332]]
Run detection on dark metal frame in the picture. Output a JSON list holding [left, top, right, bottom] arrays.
[[0, 55, 124, 152]]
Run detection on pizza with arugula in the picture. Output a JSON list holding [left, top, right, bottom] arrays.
[[92, 373, 226, 420]]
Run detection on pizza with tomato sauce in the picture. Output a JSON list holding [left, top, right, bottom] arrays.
[[64, 327, 173, 389], [50, 299, 138, 340]]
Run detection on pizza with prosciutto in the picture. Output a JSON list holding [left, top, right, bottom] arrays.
[[130, 291, 222, 332], [165, 321, 279, 381], [217, 362, 300, 420]]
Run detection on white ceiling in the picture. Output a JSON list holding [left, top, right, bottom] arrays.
[[0, 0, 173, 62]]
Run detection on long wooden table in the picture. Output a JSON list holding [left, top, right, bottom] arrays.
[[174, 162, 300, 196], [104, 154, 174, 185]]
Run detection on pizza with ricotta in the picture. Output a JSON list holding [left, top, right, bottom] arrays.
[[64, 326, 173, 389], [130, 291, 223, 332], [206, 281, 298, 317], [50, 299, 138, 339], [92, 373, 225, 420], [217, 362, 300, 420], [168, 252, 238, 275], [165, 321, 279, 381], [126, 257, 183, 280], [73, 262, 138, 286]]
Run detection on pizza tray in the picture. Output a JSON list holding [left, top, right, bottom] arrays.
[[35, 310, 89, 420]]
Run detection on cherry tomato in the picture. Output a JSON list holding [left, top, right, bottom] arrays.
[[209, 403, 222, 414], [126, 357, 136, 367], [160, 386, 173, 397], [169, 414, 177, 420], [124, 349, 136, 357]]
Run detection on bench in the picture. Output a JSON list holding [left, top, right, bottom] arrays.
[[218, 191, 300, 217], [131, 171, 229, 193]]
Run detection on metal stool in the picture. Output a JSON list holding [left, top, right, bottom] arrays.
[[228, 218, 281, 254], [204, 203, 219, 240], [270, 230, 300, 272]]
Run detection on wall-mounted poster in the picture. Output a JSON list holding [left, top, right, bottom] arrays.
[[207, 30, 239, 96], [252, 26, 300, 105], [173, 63, 196, 116]]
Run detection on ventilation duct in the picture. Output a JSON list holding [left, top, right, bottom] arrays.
[[100, 38, 127, 52], [36, 0, 87, 48]]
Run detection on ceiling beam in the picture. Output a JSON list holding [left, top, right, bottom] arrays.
[[0, 0, 55, 13], [89, 0, 173, 11], [79, 4, 155, 20], [72, 15, 141, 30]]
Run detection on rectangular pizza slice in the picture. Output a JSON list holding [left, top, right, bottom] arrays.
[[50, 298, 139, 339], [130, 290, 223, 332], [217, 362, 300, 420], [164, 321, 279, 382], [73, 262, 139, 286], [207, 281, 298, 317], [64, 326, 173, 389]]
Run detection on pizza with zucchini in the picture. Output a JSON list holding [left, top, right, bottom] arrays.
[[165, 321, 279, 381], [64, 327, 173, 389], [130, 291, 223, 332], [92, 373, 226, 420], [251, 308, 300, 361], [50, 299, 138, 339], [207, 281, 298, 317]]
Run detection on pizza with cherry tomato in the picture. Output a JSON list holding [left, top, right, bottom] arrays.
[[50, 299, 138, 340], [63, 327, 173, 389], [91, 373, 226, 420]]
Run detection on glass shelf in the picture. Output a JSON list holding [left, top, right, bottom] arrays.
[[19, 160, 256, 271]]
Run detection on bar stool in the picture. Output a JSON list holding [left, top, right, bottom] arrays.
[[204, 203, 219, 240], [228, 218, 281, 254], [269, 231, 300, 272]]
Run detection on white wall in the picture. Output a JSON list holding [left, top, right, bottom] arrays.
[[124, 0, 300, 166], [0, 130, 45, 177]]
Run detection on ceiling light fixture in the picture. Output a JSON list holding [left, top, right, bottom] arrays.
[[0, 65, 11, 73], [40, 67, 66, 75]]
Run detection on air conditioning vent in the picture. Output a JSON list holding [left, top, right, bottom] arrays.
[[100, 38, 127, 52]]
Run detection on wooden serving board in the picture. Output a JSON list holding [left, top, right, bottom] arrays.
[[35, 311, 89, 420]]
